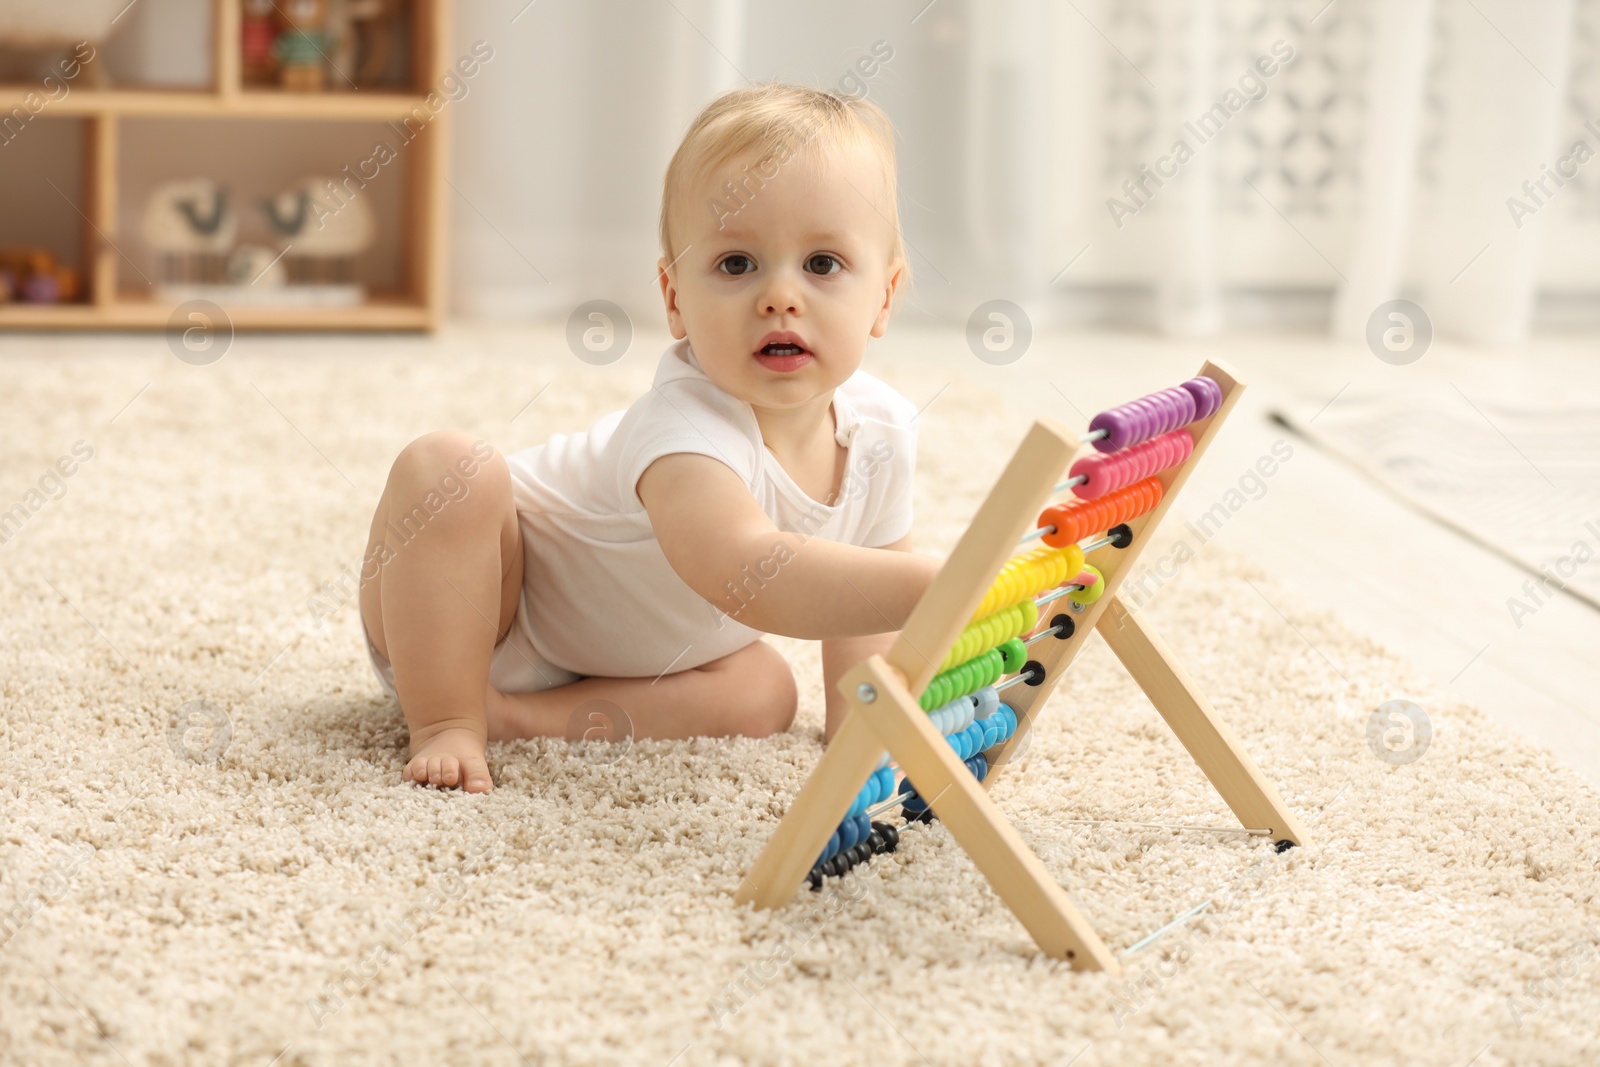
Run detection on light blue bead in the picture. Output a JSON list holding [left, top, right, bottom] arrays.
[[975, 687, 1000, 720], [839, 818, 859, 853], [824, 830, 840, 862]]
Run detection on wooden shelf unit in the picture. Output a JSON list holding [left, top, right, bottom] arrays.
[[0, 0, 450, 332]]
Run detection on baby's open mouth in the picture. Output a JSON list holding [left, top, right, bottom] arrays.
[[760, 343, 806, 356]]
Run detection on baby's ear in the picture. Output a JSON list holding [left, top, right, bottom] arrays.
[[870, 257, 906, 337], [656, 256, 687, 339]]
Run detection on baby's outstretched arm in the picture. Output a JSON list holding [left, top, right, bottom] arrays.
[[638, 453, 941, 640]]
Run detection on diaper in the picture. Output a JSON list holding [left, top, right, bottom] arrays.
[[362, 586, 583, 701]]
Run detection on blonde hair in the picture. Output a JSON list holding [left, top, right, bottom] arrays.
[[658, 83, 909, 304]]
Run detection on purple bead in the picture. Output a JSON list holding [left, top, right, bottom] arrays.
[[1091, 381, 1208, 453], [1182, 376, 1223, 420], [1157, 387, 1196, 435], [1089, 408, 1135, 452]]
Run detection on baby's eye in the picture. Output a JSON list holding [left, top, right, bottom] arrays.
[[718, 254, 755, 276], [806, 254, 842, 276]]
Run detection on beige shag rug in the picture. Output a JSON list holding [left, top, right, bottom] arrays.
[[3, 329, 1598, 1067]]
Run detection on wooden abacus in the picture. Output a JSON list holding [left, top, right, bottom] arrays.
[[734, 360, 1305, 974]]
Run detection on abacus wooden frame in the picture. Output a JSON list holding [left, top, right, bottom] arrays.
[[733, 359, 1306, 974]]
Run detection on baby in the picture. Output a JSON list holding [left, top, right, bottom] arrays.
[[358, 83, 941, 792]]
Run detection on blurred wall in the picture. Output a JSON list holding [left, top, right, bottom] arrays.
[[3, 0, 1594, 341], [450, 0, 1600, 343]]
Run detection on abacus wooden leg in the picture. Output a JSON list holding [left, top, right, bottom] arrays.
[[849, 654, 1121, 973], [1097, 593, 1306, 847], [734, 709, 885, 910]]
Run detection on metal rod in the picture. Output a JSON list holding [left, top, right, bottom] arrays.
[[863, 793, 903, 821], [1123, 900, 1212, 956], [1056, 818, 1273, 837], [1035, 582, 1086, 609], [994, 667, 1041, 693], [1052, 474, 1087, 494], [1024, 625, 1067, 647]]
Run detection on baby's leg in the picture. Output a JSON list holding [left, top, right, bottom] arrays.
[[359, 431, 523, 792], [486, 638, 799, 744]]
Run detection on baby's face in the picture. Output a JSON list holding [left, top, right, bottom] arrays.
[[657, 140, 905, 413]]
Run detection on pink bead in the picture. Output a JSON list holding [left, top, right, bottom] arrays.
[[1070, 430, 1195, 499]]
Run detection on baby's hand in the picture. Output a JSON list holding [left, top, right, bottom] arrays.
[[404, 726, 493, 793]]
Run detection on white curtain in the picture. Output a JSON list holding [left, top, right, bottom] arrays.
[[452, 0, 1598, 344]]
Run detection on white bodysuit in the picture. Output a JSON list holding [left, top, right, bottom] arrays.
[[363, 337, 919, 699]]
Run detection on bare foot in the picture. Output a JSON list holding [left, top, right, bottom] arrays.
[[484, 683, 546, 742], [404, 726, 493, 792]]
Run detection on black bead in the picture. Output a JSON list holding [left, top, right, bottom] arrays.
[[849, 842, 873, 865], [808, 869, 823, 891], [823, 856, 845, 877], [1049, 614, 1075, 641], [1107, 523, 1133, 548], [1274, 839, 1296, 854], [873, 822, 900, 852]]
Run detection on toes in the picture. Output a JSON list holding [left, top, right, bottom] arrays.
[[404, 750, 486, 792], [463, 755, 493, 794]]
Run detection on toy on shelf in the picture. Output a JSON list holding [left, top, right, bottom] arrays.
[[142, 179, 237, 285], [0, 248, 83, 304], [241, 0, 280, 86], [329, 0, 408, 88], [273, 0, 336, 92], [735, 361, 1306, 974], [261, 175, 374, 290], [140, 175, 370, 307]]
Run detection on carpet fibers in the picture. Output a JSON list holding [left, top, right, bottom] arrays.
[[2, 334, 1598, 1066]]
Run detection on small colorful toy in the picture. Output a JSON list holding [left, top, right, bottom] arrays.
[[736, 361, 1306, 974], [273, 0, 336, 92], [0, 247, 82, 304], [241, 0, 280, 86]]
